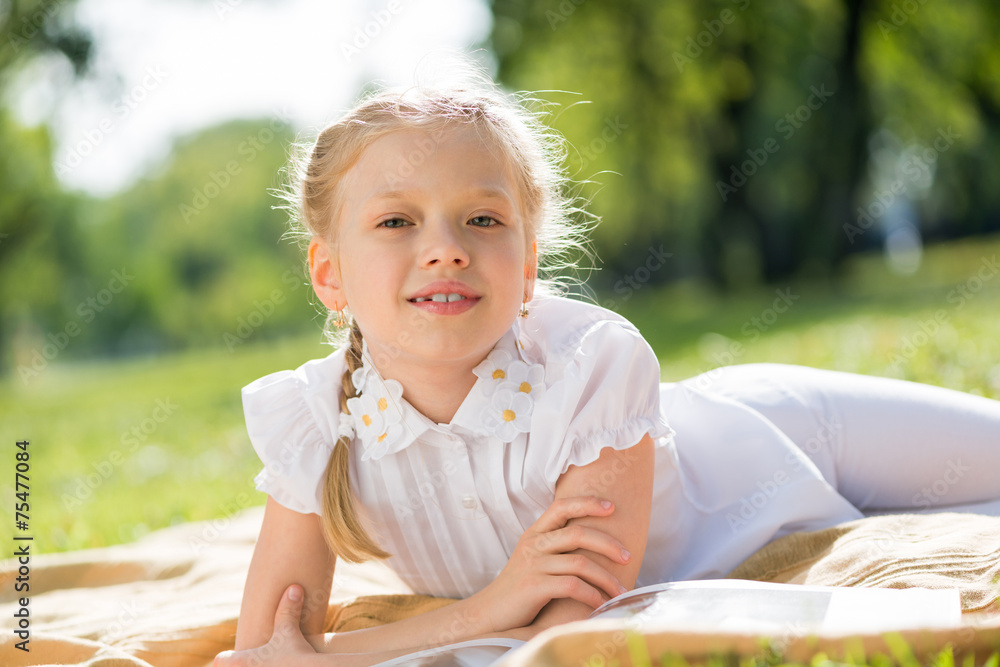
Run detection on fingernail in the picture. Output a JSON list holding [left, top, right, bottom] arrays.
[[618, 584, 628, 595], [621, 548, 631, 561], [601, 500, 612, 509], [288, 585, 302, 602]]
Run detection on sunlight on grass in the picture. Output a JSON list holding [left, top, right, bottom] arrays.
[[1, 334, 331, 552]]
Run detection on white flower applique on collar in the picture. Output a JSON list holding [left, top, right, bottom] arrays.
[[472, 348, 547, 443], [346, 365, 407, 462]]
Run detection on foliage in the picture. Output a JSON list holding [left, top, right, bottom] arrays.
[[1, 117, 319, 376], [3, 1, 1000, 370], [0, 0, 94, 372], [1, 2, 318, 373], [487, 0, 1000, 289]]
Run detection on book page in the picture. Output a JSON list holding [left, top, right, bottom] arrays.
[[373, 637, 526, 667], [590, 579, 961, 635], [824, 586, 961, 633]]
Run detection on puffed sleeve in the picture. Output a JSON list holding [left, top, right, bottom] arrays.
[[530, 320, 676, 489], [242, 368, 338, 516]]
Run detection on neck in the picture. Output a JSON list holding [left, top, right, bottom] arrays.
[[364, 344, 484, 425]]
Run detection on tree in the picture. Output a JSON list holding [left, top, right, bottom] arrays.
[[486, 0, 1000, 293]]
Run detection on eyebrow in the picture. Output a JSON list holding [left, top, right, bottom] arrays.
[[368, 187, 514, 204]]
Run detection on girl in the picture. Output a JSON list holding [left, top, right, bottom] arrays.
[[215, 75, 1000, 666]]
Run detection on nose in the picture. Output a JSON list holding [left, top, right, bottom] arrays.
[[418, 218, 470, 268]]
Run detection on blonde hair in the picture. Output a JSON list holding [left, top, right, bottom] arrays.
[[277, 70, 596, 562]]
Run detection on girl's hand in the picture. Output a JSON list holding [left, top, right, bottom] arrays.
[[215, 585, 318, 667], [475, 496, 632, 633]]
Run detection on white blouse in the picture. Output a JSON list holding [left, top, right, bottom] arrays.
[[244, 294, 862, 599]]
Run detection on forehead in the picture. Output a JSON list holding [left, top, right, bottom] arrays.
[[343, 124, 522, 209]]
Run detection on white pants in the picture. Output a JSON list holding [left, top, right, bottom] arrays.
[[696, 363, 1000, 516]]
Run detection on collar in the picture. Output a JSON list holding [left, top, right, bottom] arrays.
[[346, 318, 546, 461]]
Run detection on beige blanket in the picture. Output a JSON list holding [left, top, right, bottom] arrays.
[[2, 508, 998, 667], [501, 513, 1000, 666]]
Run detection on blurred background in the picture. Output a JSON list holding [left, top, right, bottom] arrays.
[[2, 0, 999, 553]]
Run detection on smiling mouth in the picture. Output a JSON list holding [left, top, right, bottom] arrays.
[[408, 293, 471, 303]]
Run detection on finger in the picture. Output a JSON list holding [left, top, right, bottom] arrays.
[[273, 584, 305, 634], [549, 574, 617, 610], [533, 524, 632, 564], [214, 651, 236, 667], [543, 553, 627, 600], [532, 496, 613, 534]]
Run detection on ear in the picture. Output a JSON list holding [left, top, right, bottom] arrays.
[[308, 236, 344, 311], [523, 239, 538, 303]]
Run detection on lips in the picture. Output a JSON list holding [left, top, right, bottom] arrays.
[[407, 280, 480, 301], [406, 280, 481, 315], [410, 293, 470, 303]]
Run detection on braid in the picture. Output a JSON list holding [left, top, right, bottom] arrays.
[[320, 322, 391, 562]]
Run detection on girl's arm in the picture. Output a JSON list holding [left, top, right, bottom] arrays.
[[235, 496, 336, 650], [238, 491, 627, 657], [527, 433, 655, 630], [305, 489, 632, 654], [304, 605, 538, 655], [218, 583, 541, 667]]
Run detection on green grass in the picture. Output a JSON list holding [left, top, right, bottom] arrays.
[[645, 641, 1000, 667], [1, 334, 331, 552], [2, 233, 1000, 554], [628, 234, 1000, 396]]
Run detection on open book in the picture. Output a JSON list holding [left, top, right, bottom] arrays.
[[373, 579, 961, 666]]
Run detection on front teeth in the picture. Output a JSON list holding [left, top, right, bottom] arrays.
[[413, 293, 467, 303]]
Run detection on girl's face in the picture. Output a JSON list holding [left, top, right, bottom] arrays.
[[311, 123, 536, 373]]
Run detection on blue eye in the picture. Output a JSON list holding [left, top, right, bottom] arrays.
[[378, 218, 409, 229], [469, 216, 500, 227]]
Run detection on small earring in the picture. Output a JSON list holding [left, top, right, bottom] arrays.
[[332, 306, 348, 328], [518, 302, 529, 318]]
